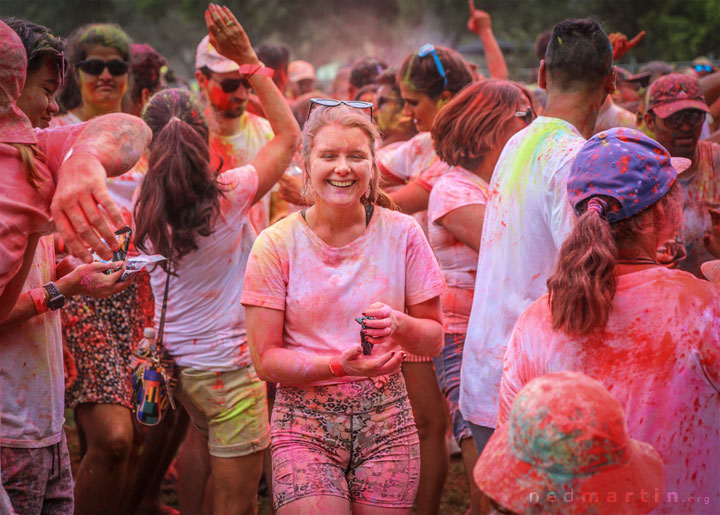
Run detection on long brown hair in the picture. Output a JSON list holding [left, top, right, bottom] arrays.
[[301, 104, 395, 210], [134, 89, 222, 270], [547, 182, 683, 336]]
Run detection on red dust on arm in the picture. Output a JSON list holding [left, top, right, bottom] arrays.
[[51, 113, 151, 263], [467, 0, 508, 80]]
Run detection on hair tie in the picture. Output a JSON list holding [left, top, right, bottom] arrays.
[[168, 116, 182, 124], [587, 197, 609, 218]]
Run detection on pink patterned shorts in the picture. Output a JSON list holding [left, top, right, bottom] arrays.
[[271, 373, 420, 510]]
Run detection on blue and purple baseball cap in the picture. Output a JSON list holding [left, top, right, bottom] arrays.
[[567, 128, 691, 223]]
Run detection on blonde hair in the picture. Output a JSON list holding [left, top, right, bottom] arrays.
[[301, 104, 396, 209], [11, 144, 46, 190]]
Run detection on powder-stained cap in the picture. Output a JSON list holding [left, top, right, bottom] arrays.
[[474, 371, 664, 514], [646, 73, 709, 119], [195, 35, 239, 73], [567, 127, 691, 223], [288, 60, 315, 83], [0, 19, 37, 144]]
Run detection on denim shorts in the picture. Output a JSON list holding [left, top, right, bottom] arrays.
[[174, 364, 270, 458], [433, 332, 474, 445], [271, 373, 420, 510]]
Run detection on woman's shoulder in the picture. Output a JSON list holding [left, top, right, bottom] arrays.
[[374, 205, 421, 231], [256, 211, 304, 243]]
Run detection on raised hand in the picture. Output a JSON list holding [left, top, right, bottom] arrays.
[[467, 0, 492, 35], [205, 3, 260, 66], [609, 31, 646, 61]]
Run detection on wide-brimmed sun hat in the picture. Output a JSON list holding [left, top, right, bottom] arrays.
[[474, 371, 664, 514]]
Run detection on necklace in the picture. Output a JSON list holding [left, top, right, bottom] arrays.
[[616, 257, 659, 265]]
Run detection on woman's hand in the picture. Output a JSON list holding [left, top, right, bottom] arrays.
[[361, 302, 400, 346], [205, 3, 260, 66], [57, 261, 133, 298], [338, 345, 405, 378]]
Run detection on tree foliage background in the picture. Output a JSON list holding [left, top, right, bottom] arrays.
[[2, 0, 719, 82]]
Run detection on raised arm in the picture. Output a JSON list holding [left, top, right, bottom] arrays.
[[206, 4, 299, 205], [467, 1, 508, 80], [51, 113, 151, 263]]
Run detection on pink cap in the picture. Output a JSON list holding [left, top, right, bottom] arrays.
[[474, 371, 664, 514], [195, 35, 239, 73], [288, 60, 315, 83]]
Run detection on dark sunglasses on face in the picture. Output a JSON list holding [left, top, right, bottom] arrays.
[[514, 106, 535, 125], [694, 64, 713, 73], [662, 109, 705, 130], [307, 98, 374, 120], [212, 75, 252, 93], [76, 59, 129, 76]]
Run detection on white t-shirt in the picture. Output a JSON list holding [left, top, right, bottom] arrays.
[[459, 116, 585, 428], [145, 165, 258, 371], [427, 167, 488, 334], [241, 207, 446, 386], [0, 236, 64, 448], [376, 132, 447, 236]]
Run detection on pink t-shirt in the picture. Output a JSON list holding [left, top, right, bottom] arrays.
[[241, 207, 446, 386], [143, 165, 259, 371], [500, 267, 720, 514], [0, 123, 85, 296], [0, 236, 63, 448], [427, 167, 488, 334]]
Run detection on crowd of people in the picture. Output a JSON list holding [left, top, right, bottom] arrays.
[[0, 2, 719, 514]]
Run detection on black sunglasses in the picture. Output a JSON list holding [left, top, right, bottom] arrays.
[[76, 59, 129, 76], [662, 109, 705, 130], [210, 75, 251, 93], [307, 98, 373, 120]]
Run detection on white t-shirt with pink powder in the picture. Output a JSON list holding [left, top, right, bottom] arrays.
[[427, 167, 488, 334], [144, 165, 258, 371], [241, 207, 446, 386], [376, 132, 450, 236], [0, 236, 63, 448], [500, 267, 720, 514]]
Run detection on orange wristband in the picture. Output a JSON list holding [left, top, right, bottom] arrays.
[[30, 288, 48, 315], [328, 356, 346, 378]]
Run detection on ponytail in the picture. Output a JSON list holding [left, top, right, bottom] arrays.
[[547, 203, 618, 336], [134, 116, 221, 270], [548, 182, 684, 336]]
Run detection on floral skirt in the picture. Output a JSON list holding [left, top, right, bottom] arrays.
[[62, 272, 154, 409]]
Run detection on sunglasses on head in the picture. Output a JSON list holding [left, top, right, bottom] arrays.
[[662, 109, 705, 130], [76, 59, 129, 76], [694, 64, 713, 73], [514, 106, 535, 125], [418, 44, 448, 89], [211, 75, 252, 93], [307, 98, 374, 120]]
